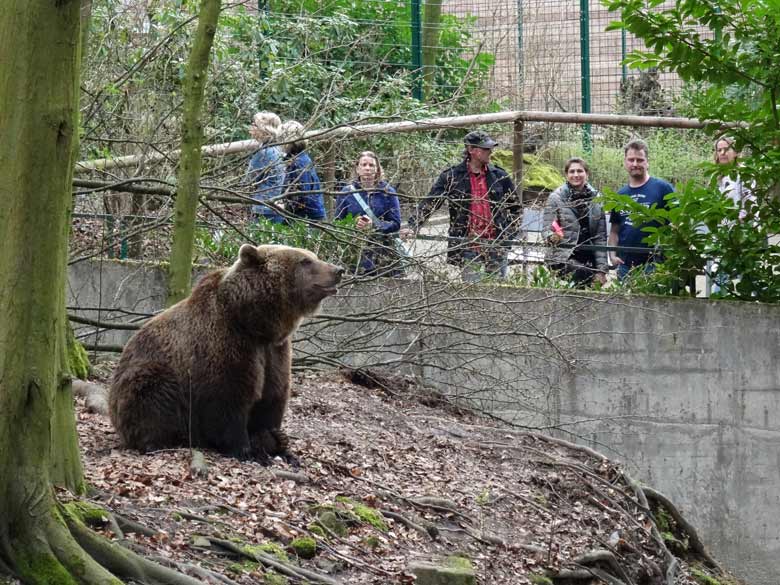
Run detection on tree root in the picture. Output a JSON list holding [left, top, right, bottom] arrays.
[[642, 486, 723, 571], [380, 509, 438, 539], [209, 537, 342, 585], [65, 511, 205, 585], [71, 379, 109, 415]]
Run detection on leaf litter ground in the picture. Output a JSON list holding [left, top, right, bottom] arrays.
[[75, 366, 726, 585]]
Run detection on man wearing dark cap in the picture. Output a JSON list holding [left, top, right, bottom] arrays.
[[403, 130, 520, 282]]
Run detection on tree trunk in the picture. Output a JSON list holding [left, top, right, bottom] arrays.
[[422, 0, 443, 100], [0, 0, 110, 581], [166, 0, 222, 306]]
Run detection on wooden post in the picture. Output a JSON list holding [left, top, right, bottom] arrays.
[[512, 119, 524, 208], [512, 119, 527, 278], [323, 145, 337, 218]]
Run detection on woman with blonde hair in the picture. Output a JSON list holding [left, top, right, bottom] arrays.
[[247, 111, 285, 223], [335, 151, 403, 276], [714, 136, 755, 222], [278, 120, 326, 222]]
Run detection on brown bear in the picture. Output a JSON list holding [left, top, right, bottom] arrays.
[[108, 244, 343, 459]]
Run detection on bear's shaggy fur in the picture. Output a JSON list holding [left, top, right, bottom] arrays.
[[108, 244, 343, 459]]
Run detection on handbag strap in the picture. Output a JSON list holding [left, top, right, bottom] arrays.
[[350, 186, 381, 225]]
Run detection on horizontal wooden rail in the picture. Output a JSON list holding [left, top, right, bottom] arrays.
[[74, 110, 725, 174]]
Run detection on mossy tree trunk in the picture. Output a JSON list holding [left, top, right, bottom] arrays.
[[422, 0, 443, 100], [0, 4, 216, 583], [0, 1, 112, 582], [166, 0, 222, 306]]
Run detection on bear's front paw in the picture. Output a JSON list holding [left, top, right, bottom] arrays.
[[250, 428, 289, 460], [270, 428, 290, 454]]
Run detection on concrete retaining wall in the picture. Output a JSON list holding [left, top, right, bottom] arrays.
[[69, 260, 780, 584]]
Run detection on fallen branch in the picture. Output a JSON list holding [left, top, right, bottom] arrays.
[[380, 509, 437, 539]]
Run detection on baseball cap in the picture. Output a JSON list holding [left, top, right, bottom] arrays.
[[464, 130, 498, 149]]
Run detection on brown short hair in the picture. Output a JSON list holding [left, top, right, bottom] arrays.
[[623, 139, 649, 158], [564, 157, 589, 174]]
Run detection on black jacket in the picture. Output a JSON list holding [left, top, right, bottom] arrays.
[[543, 183, 608, 271], [408, 160, 520, 264]]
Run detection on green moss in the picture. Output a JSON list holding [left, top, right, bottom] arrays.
[[16, 552, 79, 585], [227, 560, 260, 574], [66, 326, 91, 380], [245, 542, 289, 562], [363, 535, 381, 549], [353, 503, 388, 532], [308, 523, 326, 537], [530, 574, 554, 585], [445, 555, 473, 571], [691, 567, 722, 585], [654, 506, 673, 533], [475, 489, 491, 506], [317, 510, 348, 537], [289, 537, 317, 559], [490, 150, 564, 190], [63, 501, 108, 526], [263, 571, 289, 585]]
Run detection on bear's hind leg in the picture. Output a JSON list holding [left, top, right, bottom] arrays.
[[110, 362, 187, 453]]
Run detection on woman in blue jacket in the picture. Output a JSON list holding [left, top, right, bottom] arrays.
[[279, 121, 326, 222], [335, 151, 403, 276], [247, 111, 285, 223]]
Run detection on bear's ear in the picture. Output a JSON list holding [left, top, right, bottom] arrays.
[[238, 244, 266, 268]]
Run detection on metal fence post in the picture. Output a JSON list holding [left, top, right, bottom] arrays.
[[411, 0, 423, 101], [579, 0, 592, 153]]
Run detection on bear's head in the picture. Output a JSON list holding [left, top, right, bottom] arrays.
[[218, 244, 343, 340]]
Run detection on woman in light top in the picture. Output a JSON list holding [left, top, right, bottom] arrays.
[[714, 136, 755, 223]]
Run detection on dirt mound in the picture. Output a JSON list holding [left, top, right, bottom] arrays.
[[74, 368, 731, 585]]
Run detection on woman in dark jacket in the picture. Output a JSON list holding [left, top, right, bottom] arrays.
[[543, 157, 608, 286], [279, 120, 326, 222], [335, 151, 403, 276]]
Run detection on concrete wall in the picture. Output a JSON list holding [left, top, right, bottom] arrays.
[[69, 260, 780, 584]]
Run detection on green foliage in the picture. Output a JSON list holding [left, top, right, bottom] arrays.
[[543, 131, 711, 193], [194, 216, 362, 270], [603, 0, 780, 301], [82, 0, 495, 204], [507, 265, 576, 290]]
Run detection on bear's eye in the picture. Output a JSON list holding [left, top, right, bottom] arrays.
[[300, 257, 313, 267]]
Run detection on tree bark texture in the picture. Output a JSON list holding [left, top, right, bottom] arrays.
[[166, 0, 221, 306], [422, 0, 443, 100], [0, 0, 111, 582]]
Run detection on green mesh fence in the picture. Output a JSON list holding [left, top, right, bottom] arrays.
[[260, 0, 686, 116]]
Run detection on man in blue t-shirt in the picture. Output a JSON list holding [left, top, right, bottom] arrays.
[[608, 139, 675, 280]]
